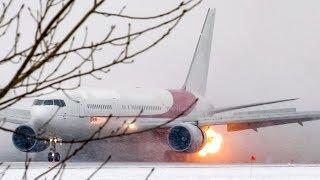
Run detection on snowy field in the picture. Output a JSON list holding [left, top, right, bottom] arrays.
[[0, 162, 320, 180]]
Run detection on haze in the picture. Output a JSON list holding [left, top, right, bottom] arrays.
[[1, 0, 320, 163]]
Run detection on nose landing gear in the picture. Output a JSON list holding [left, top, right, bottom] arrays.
[[48, 151, 60, 162], [48, 137, 62, 162]]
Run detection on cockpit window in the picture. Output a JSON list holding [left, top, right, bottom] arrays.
[[33, 99, 66, 107], [59, 100, 66, 107], [54, 100, 61, 106], [44, 100, 53, 105], [33, 100, 44, 105]]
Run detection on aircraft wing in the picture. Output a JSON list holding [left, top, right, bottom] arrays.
[[208, 98, 299, 114], [0, 108, 31, 125], [195, 108, 320, 132]]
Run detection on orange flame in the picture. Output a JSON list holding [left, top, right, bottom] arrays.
[[198, 127, 223, 157]]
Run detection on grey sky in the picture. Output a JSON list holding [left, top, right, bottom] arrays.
[[1, 0, 320, 163]]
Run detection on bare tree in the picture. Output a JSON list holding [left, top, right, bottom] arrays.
[[0, 163, 10, 180], [145, 167, 155, 180], [0, 0, 203, 179], [85, 155, 112, 180], [0, 0, 202, 110], [21, 153, 31, 180]]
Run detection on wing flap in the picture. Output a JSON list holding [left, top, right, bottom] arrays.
[[227, 118, 311, 132], [197, 110, 320, 132]]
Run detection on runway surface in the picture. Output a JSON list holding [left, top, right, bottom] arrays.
[[1, 162, 320, 180]]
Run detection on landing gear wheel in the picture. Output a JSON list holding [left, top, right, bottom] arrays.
[[54, 152, 60, 162], [48, 152, 54, 162], [47, 137, 62, 162]]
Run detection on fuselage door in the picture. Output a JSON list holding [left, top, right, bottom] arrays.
[[112, 96, 120, 117], [75, 96, 86, 118]]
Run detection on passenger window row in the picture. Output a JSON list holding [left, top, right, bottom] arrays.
[[130, 105, 161, 111], [87, 104, 112, 110]]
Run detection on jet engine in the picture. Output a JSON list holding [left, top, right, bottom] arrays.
[[167, 123, 206, 153], [12, 125, 49, 152]]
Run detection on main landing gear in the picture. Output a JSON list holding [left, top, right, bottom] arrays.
[[48, 137, 61, 162]]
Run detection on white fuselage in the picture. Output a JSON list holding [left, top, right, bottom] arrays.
[[29, 88, 213, 141]]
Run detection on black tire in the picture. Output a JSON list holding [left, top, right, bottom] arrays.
[[48, 152, 54, 162], [54, 152, 60, 162]]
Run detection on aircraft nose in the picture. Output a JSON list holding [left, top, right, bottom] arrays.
[[31, 106, 58, 124]]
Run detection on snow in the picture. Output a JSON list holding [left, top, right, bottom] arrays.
[[1, 162, 320, 180]]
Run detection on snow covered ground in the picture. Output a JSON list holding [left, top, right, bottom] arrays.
[[0, 162, 320, 180]]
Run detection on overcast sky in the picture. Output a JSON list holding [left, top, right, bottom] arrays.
[[1, 0, 320, 163]]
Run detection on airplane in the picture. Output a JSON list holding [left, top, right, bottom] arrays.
[[1, 9, 320, 162]]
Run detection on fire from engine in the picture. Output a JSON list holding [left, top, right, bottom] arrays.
[[198, 127, 223, 157]]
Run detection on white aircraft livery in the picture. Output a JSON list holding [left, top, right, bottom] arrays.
[[1, 9, 320, 162]]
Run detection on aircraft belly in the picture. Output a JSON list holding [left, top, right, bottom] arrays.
[[48, 116, 179, 141]]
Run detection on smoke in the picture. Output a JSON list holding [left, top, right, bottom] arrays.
[[2, 0, 320, 164], [2, 125, 320, 163]]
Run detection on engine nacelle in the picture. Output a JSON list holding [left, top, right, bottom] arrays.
[[167, 123, 206, 153], [12, 125, 49, 152]]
